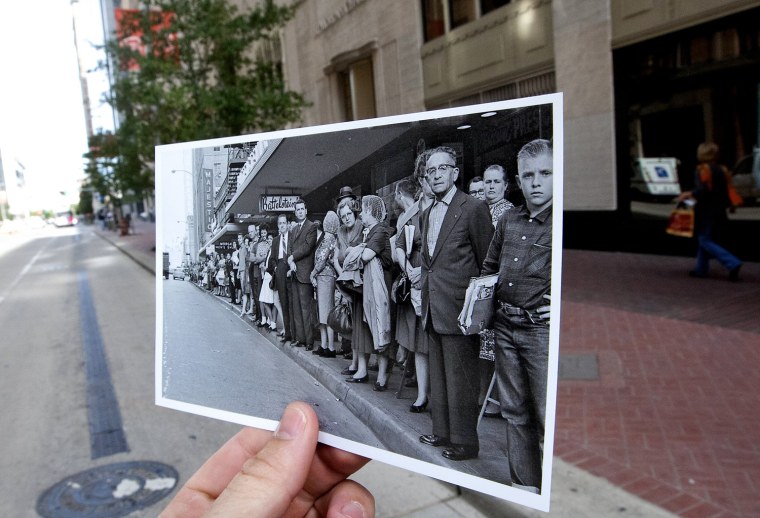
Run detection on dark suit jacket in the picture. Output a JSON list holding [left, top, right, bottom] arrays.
[[266, 234, 287, 278], [289, 219, 318, 284], [420, 189, 493, 335]]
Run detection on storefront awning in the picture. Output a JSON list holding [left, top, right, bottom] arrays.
[[227, 124, 410, 214], [203, 222, 249, 249]]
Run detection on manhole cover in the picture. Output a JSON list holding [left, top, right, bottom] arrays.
[[559, 353, 599, 380], [37, 461, 178, 518]]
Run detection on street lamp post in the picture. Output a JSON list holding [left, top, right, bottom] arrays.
[[171, 169, 197, 260]]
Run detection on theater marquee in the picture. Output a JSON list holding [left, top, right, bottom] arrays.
[[259, 194, 300, 212]]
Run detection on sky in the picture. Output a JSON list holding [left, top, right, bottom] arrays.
[[0, 0, 112, 212]]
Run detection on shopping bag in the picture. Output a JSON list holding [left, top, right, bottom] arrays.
[[666, 202, 695, 238]]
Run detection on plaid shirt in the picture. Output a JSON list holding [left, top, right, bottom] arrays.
[[481, 204, 552, 311]]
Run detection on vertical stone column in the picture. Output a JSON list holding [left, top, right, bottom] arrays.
[[552, 0, 617, 210]]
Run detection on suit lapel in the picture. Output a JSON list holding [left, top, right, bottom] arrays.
[[291, 222, 302, 244], [430, 190, 465, 264]]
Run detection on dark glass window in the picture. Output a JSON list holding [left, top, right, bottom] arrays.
[[480, 0, 510, 17], [422, 0, 446, 42], [449, 0, 477, 30]]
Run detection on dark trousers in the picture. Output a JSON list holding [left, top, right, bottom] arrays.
[[274, 259, 292, 341], [250, 274, 261, 313], [230, 274, 238, 304], [249, 263, 260, 316], [427, 325, 480, 448], [289, 280, 314, 345], [492, 309, 549, 490]]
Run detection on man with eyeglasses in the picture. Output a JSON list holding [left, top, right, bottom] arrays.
[[417, 146, 493, 462], [467, 176, 485, 200]]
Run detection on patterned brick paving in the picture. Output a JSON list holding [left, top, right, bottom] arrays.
[[557, 251, 760, 517]]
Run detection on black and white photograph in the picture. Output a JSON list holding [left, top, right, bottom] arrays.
[[156, 94, 563, 511]]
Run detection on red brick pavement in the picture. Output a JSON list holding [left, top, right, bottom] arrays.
[[557, 250, 760, 517]]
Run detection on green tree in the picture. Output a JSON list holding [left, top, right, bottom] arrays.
[[79, 187, 94, 216], [86, 0, 305, 202]]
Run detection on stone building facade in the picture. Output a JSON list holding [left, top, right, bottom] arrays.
[[275, 0, 760, 212]]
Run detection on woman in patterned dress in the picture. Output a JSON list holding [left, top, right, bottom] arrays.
[[310, 211, 340, 357], [480, 164, 515, 417]]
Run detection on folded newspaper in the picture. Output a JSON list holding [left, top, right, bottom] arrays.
[[458, 273, 499, 335]]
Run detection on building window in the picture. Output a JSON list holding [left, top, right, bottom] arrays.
[[338, 58, 377, 121], [422, 0, 511, 41], [449, 0, 477, 30], [422, 0, 446, 41], [480, 0, 511, 16]]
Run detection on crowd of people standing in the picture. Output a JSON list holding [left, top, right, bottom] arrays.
[[187, 139, 554, 494]]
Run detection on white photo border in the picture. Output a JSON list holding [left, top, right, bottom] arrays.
[[155, 93, 563, 512]]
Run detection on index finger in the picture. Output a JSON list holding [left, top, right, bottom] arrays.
[[160, 427, 272, 517]]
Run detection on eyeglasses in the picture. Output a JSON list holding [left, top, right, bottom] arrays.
[[468, 189, 485, 196], [424, 163, 456, 177]]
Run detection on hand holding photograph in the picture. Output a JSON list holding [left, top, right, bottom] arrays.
[[155, 94, 563, 512]]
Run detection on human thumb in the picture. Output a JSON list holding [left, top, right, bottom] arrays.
[[206, 402, 319, 517]]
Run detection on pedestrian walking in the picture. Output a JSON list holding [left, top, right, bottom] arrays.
[[677, 142, 743, 281]]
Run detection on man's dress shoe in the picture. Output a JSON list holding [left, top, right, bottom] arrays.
[[419, 434, 450, 447], [442, 444, 479, 461]]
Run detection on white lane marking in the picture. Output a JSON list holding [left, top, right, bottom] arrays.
[[0, 243, 47, 307]]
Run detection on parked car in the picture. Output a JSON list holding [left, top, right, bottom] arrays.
[[732, 150, 760, 205], [53, 211, 78, 227]]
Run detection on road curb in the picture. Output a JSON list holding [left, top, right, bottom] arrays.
[[186, 283, 466, 467], [92, 228, 156, 275]]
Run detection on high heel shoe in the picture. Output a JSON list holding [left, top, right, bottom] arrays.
[[373, 380, 388, 392], [410, 399, 428, 413], [346, 374, 368, 383]]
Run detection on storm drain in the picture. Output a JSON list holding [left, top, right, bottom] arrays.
[[558, 353, 599, 380], [36, 461, 178, 518]]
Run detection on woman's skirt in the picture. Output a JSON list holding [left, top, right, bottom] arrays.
[[259, 272, 274, 304], [316, 274, 336, 325], [395, 303, 429, 355]]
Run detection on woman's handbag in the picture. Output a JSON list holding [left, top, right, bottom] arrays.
[[392, 273, 411, 303], [392, 224, 414, 303], [327, 301, 352, 335]]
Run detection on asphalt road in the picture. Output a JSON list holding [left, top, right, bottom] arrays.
[[161, 279, 383, 447], [0, 227, 241, 517]]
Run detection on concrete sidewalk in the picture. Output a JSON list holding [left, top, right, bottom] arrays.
[[94, 219, 759, 516]]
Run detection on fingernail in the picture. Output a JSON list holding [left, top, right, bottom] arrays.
[[340, 501, 365, 518], [273, 406, 306, 440]]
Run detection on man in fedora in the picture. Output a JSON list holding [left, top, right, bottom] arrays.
[[336, 186, 358, 205]]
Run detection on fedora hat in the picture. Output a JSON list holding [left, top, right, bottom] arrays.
[[336, 186, 357, 201]]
